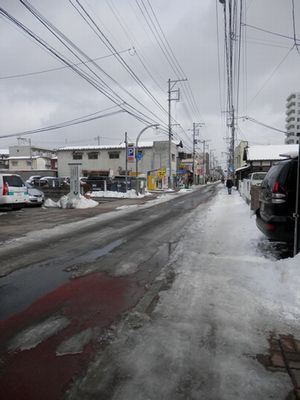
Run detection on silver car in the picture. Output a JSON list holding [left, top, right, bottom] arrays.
[[25, 183, 45, 206]]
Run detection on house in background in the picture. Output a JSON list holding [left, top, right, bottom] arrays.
[[0, 149, 9, 170], [7, 144, 57, 179], [236, 144, 298, 203], [234, 140, 248, 171], [235, 143, 299, 182]]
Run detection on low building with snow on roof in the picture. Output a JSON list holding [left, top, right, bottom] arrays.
[[56, 141, 179, 184], [236, 143, 299, 203], [235, 144, 299, 181]]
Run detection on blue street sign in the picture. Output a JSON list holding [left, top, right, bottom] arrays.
[[137, 152, 143, 160], [128, 148, 134, 157]]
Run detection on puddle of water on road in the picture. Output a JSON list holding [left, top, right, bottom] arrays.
[[0, 260, 71, 321], [74, 239, 124, 264], [0, 239, 125, 321]]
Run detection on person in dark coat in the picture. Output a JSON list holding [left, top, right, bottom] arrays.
[[226, 178, 233, 194]]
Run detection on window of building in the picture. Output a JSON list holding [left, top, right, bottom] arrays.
[[172, 153, 175, 161], [12, 161, 18, 166], [109, 152, 120, 159], [26, 161, 32, 166], [73, 152, 83, 160], [88, 152, 98, 159]]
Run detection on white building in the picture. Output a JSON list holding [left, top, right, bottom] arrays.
[[8, 145, 56, 172], [56, 141, 178, 181], [285, 92, 300, 144]]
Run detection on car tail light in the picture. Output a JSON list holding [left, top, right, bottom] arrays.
[[266, 223, 275, 231], [272, 181, 286, 203], [2, 182, 9, 196]]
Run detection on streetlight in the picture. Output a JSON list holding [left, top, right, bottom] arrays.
[[135, 124, 159, 195]]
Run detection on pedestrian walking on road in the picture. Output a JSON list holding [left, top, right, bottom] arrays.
[[226, 178, 233, 194]]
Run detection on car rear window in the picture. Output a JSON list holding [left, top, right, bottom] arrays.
[[3, 175, 25, 187], [263, 161, 290, 190], [252, 173, 266, 180]]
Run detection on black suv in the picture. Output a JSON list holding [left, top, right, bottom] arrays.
[[256, 156, 298, 243]]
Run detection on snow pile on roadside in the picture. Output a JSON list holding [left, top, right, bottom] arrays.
[[44, 194, 98, 209], [87, 189, 153, 199]]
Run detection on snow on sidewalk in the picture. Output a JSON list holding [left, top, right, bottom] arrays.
[[105, 186, 300, 400]]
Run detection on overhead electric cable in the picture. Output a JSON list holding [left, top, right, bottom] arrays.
[[0, 48, 133, 80], [68, 0, 172, 123], [292, 0, 300, 55], [242, 116, 287, 134], [248, 45, 294, 105], [0, 108, 124, 139], [14, 1, 170, 128], [106, 0, 165, 92], [75, 0, 193, 147], [142, 0, 203, 121], [242, 22, 300, 43]]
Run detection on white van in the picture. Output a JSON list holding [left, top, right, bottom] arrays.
[[249, 172, 267, 186], [0, 174, 28, 209]]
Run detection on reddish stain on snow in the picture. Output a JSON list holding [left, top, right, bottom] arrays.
[[0, 272, 144, 400]]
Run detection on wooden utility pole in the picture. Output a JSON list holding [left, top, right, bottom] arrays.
[[168, 78, 187, 188]]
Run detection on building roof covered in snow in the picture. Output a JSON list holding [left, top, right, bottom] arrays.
[[57, 142, 155, 151], [246, 144, 298, 161]]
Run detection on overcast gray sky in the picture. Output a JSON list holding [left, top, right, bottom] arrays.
[[1, 0, 300, 165]]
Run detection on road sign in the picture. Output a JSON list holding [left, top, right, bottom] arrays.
[[128, 143, 135, 162], [137, 152, 143, 161], [157, 168, 166, 178]]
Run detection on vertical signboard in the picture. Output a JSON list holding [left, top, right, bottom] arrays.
[[69, 163, 81, 197], [127, 143, 135, 162]]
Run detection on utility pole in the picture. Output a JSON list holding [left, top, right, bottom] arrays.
[[168, 78, 187, 188], [199, 139, 211, 184], [192, 123, 196, 185], [125, 132, 128, 193], [192, 122, 204, 185]]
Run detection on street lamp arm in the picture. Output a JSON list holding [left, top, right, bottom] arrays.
[[135, 124, 159, 195], [136, 124, 159, 148]]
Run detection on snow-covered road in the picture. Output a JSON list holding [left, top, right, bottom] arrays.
[[69, 186, 300, 400]]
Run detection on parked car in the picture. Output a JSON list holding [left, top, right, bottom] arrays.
[[0, 173, 28, 209], [249, 172, 267, 186], [26, 175, 42, 185], [25, 183, 45, 206], [39, 176, 61, 187], [256, 155, 298, 243]]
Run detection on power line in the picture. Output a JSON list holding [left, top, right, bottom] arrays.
[[68, 0, 171, 125], [242, 115, 287, 134], [292, 0, 300, 55], [0, 48, 133, 80], [242, 22, 300, 43], [0, 107, 124, 139], [248, 45, 294, 105], [1, 3, 166, 129]]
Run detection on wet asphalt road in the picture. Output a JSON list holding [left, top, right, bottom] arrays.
[[0, 184, 219, 400]]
